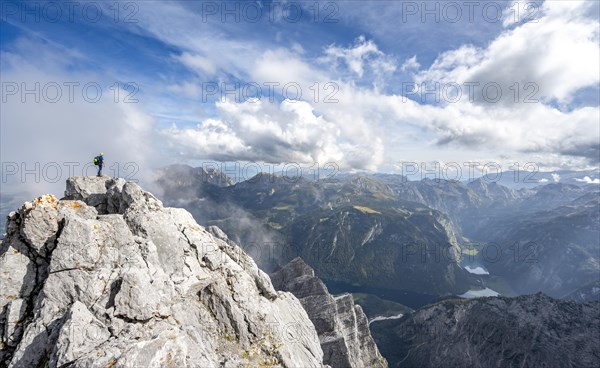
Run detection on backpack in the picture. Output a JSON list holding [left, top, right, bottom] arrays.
[[93, 156, 99, 165]]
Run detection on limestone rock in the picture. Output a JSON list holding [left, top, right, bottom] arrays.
[[1, 177, 326, 367], [271, 257, 388, 368]]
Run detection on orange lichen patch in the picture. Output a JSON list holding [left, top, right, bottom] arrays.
[[33, 194, 58, 207], [93, 225, 98, 230], [72, 202, 81, 209]]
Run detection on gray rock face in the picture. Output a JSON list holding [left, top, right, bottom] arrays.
[[371, 293, 600, 368], [0, 177, 327, 367], [271, 258, 387, 368]]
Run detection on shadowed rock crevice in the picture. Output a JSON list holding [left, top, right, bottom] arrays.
[[1, 198, 67, 366]]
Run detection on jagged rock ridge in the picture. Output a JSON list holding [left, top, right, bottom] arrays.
[[0, 177, 328, 367], [271, 258, 387, 368]]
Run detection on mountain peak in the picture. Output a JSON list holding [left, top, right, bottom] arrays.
[[1, 177, 327, 367]]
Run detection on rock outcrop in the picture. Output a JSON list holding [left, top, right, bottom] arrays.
[[271, 258, 387, 368], [370, 293, 600, 368], [0, 177, 327, 367]]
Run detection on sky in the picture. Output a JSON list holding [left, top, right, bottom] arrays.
[[1, 0, 599, 194]]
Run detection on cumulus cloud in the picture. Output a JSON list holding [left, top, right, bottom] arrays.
[[399, 0, 600, 165], [415, 0, 599, 105], [395, 97, 600, 165], [162, 98, 383, 170]]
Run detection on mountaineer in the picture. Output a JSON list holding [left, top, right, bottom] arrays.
[[93, 153, 104, 177]]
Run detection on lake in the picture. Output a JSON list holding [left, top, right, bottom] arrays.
[[323, 279, 439, 309]]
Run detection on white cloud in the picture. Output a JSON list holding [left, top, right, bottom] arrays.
[[319, 35, 380, 77], [401, 55, 421, 73], [318, 35, 396, 88], [416, 0, 599, 105], [551, 173, 561, 182], [574, 176, 600, 184], [174, 52, 217, 76], [396, 0, 600, 164], [162, 98, 383, 170]]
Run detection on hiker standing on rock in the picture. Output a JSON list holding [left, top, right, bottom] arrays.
[[94, 153, 104, 177]]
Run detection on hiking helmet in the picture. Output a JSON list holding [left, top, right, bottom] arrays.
[[100, 152, 104, 156]]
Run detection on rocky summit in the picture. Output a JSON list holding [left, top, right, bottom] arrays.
[[0, 177, 334, 367]]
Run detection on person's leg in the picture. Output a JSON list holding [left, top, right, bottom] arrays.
[[97, 164, 102, 177]]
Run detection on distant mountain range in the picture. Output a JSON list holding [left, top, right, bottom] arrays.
[[154, 166, 476, 295], [153, 164, 599, 300]]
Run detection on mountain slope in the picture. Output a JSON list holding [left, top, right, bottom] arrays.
[[480, 195, 600, 297], [370, 293, 600, 368], [282, 204, 471, 294]]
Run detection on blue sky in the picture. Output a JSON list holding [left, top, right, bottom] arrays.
[[1, 0, 599, 192]]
